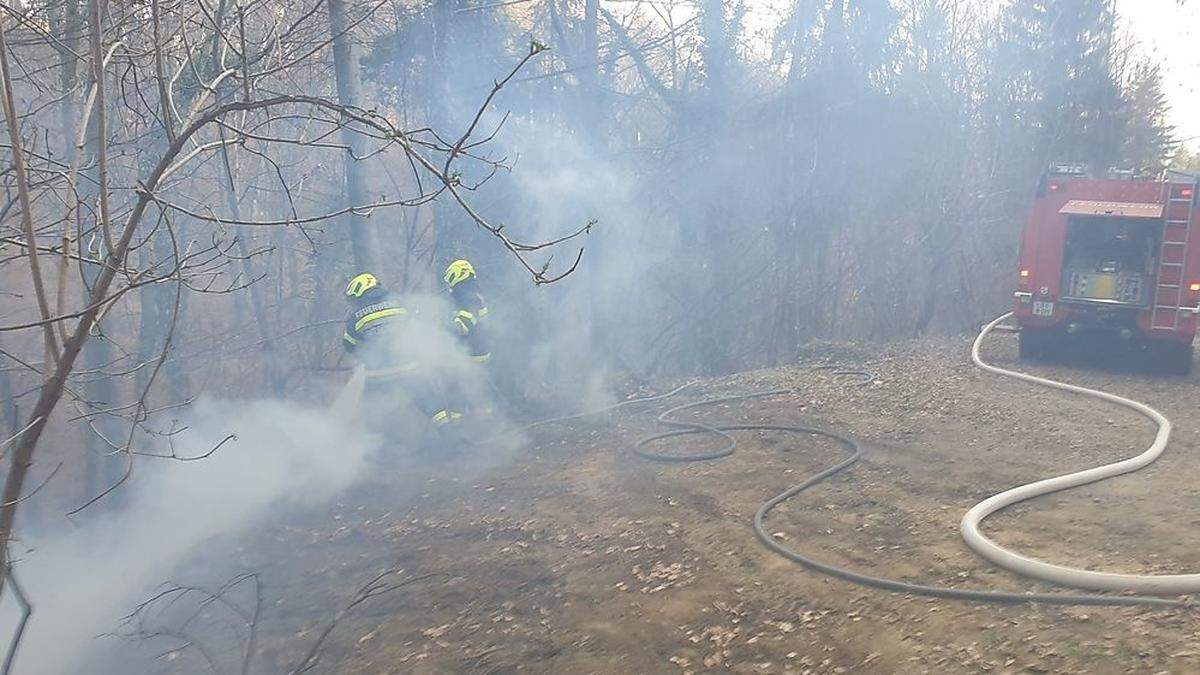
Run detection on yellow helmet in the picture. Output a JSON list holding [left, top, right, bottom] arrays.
[[443, 259, 476, 289], [345, 272, 379, 299]]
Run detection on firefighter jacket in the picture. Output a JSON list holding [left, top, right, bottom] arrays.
[[343, 291, 407, 357], [449, 275, 490, 362]]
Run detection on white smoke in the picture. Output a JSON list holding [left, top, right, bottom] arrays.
[[0, 381, 377, 674], [0, 291, 524, 674]]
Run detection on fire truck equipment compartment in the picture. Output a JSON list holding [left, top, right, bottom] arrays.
[[1061, 216, 1157, 306]]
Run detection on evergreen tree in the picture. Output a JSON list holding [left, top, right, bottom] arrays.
[[992, 0, 1125, 169], [1172, 147, 1200, 173], [1119, 61, 1175, 172]]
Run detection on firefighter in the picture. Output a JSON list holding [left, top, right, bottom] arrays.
[[342, 272, 466, 439], [342, 272, 406, 361], [443, 259, 491, 364], [444, 258, 504, 420]]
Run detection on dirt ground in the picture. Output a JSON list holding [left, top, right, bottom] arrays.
[[183, 333, 1200, 674]]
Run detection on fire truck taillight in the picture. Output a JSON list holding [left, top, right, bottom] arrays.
[[1048, 183, 1060, 192], [1183, 187, 1195, 199], [1190, 282, 1200, 292]]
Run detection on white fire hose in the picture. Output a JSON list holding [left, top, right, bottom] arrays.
[[964, 312, 1200, 594]]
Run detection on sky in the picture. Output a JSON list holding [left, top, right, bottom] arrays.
[[1117, 0, 1200, 152]]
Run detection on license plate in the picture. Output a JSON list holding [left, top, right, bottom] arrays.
[[1032, 301, 1054, 317]]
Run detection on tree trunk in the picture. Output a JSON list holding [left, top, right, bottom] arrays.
[[426, 0, 457, 279], [579, 0, 601, 134], [328, 0, 378, 272], [698, 0, 728, 100], [0, 356, 14, 440], [76, 0, 124, 508]]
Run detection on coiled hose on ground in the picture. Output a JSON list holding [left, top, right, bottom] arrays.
[[622, 342, 1192, 607], [525, 325, 1193, 606], [630, 381, 1178, 607]]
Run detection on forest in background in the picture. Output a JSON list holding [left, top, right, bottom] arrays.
[[0, 0, 1188, 528]]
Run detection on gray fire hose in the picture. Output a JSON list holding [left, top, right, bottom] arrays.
[[517, 332, 1194, 605], [630, 378, 1181, 607], [964, 312, 1200, 594]]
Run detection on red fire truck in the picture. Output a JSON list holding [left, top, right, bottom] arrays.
[[1013, 166, 1200, 374]]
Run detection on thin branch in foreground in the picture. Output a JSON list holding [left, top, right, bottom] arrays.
[[0, 9, 60, 366], [0, 417, 41, 461], [291, 570, 441, 674], [115, 572, 261, 675], [1, 563, 31, 675]]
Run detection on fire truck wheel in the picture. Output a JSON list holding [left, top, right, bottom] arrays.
[[1149, 342, 1193, 376], [1018, 328, 1056, 362]]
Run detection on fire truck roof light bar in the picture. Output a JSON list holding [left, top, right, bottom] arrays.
[[1049, 164, 1088, 176]]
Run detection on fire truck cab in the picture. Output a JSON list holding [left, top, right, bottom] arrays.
[[1013, 165, 1200, 374]]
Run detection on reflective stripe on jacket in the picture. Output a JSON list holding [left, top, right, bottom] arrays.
[[343, 297, 407, 351]]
